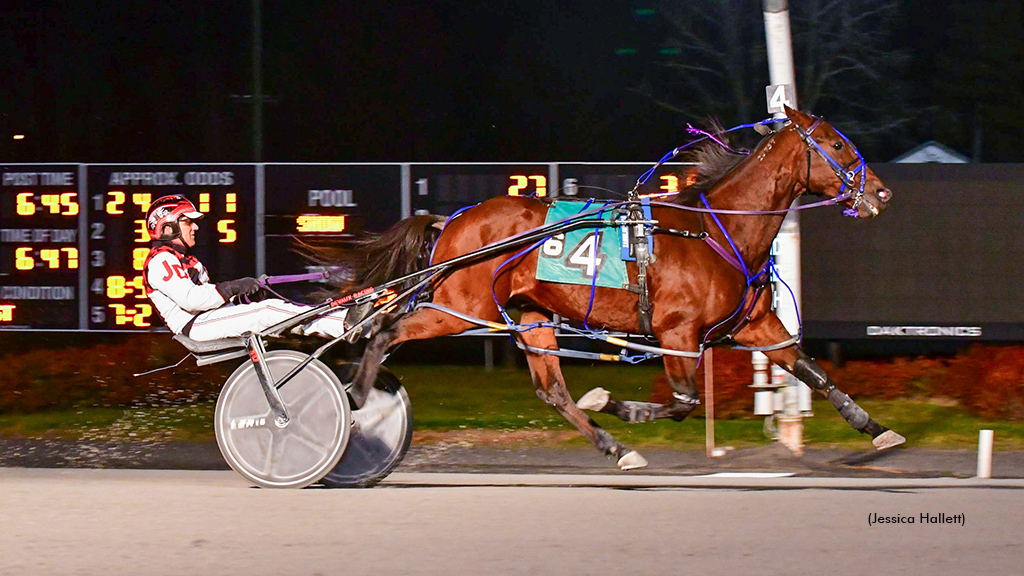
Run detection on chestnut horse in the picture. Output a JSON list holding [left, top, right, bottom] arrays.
[[335, 107, 902, 469]]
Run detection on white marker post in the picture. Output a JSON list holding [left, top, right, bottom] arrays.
[[977, 429, 994, 479], [705, 348, 715, 457], [762, 0, 806, 455]]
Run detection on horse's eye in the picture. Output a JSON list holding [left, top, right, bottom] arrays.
[[833, 141, 844, 151]]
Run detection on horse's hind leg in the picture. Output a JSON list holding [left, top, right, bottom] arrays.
[[577, 334, 702, 424], [349, 307, 476, 409], [349, 324, 394, 409], [516, 311, 647, 470]]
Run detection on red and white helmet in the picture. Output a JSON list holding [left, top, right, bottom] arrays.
[[145, 195, 204, 241]]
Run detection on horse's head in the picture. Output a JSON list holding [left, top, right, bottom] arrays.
[[783, 106, 892, 218]]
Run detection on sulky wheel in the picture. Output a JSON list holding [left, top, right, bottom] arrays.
[[215, 350, 351, 489], [319, 364, 413, 488]]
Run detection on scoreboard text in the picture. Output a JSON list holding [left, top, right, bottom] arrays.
[[1, 162, 686, 331]]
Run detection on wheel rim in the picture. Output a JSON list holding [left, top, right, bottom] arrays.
[[321, 366, 413, 488], [215, 350, 350, 489]]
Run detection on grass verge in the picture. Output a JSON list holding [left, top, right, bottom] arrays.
[[2, 365, 1023, 450]]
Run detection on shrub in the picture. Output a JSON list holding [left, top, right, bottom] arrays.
[[0, 335, 232, 414], [4, 335, 1024, 421], [648, 344, 1024, 421], [942, 345, 1024, 419]]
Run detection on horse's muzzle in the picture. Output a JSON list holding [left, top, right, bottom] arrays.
[[862, 187, 892, 217]]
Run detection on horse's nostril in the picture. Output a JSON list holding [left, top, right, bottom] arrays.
[[876, 188, 892, 203]]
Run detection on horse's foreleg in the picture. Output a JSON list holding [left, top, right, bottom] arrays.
[[517, 311, 647, 470], [738, 317, 906, 450], [768, 347, 906, 449]]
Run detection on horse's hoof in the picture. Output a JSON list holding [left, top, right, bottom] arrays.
[[873, 430, 906, 450], [577, 387, 610, 412], [617, 450, 648, 471]]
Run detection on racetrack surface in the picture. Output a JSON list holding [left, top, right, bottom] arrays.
[[4, 440, 1024, 575], [1, 468, 1022, 576], [4, 437, 1024, 478]]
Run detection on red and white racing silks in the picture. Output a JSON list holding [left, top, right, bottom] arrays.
[[143, 244, 350, 342], [143, 245, 224, 334]]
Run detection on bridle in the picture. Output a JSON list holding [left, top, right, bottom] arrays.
[[793, 117, 870, 218], [632, 115, 876, 218]]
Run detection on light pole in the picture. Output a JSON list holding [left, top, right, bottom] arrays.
[[252, 0, 263, 161], [761, 0, 810, 455]]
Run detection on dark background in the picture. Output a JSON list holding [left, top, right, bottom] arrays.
[[2, 1, 1021, 165], [3, 1, 1023, 358], [800, 164, 1024, 347]]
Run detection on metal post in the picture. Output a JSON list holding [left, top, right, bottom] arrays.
[[255, 163, 265, 276], [762, 0, 805, 455], [484, 339, 494, 372], [78, 164, 88, 330], [252, 0, 263, 161], [400, 163, 412, 219], [764, 1, 797, 114], [704, 348, 715, 457]]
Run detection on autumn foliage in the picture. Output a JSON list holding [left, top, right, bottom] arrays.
[[650, 345, 1024, 420], [0, 335, 232, 414], [2, 337, 1024, 421]]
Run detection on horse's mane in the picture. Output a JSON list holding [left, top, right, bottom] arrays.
[[299, 214, 446, 293], [668, 122, 751, 205]]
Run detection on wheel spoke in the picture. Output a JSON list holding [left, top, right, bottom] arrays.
[[289, 418, 335, 453], [290, 385, 332, 420], [262, 429, 287, 476]]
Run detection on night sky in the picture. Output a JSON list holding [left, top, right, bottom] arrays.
[[2, 0, 1022, 164]]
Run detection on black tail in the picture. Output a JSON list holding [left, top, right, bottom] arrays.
[[302, 214, 445, 293]]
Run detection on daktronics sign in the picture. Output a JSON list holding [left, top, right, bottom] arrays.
[[801, 164, 1024, 342], [866, 326, 983, 338]]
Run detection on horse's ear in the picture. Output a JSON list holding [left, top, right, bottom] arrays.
[[783, 105, 810, 127]]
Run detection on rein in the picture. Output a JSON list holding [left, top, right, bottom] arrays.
[[647, 194, 851, 216], [262, 114, 859, 365], [633, 117, 781, 191], [247, 270, 333, 306], [636, 115, 865, 217], [417, 301, 798, 361]]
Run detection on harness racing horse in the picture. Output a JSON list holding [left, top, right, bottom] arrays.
[[336, 107, 903, 470]]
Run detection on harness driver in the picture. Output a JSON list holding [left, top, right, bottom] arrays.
[[143, 194, 367, 342]]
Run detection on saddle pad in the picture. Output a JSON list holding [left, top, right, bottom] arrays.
[[535, 201, 628, 290]]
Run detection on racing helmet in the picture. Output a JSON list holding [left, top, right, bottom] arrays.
[[145, 195, 204, 241]]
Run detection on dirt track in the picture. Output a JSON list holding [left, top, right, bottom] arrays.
[[4, 436, 1024, 479], [5, 437, 1024, 575], [2, 468, 1022, 576]]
